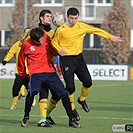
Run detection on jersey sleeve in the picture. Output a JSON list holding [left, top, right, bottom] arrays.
[[3, 41, 19, 62], [85, 23, 113, 40], [17, 43, 27, 78]]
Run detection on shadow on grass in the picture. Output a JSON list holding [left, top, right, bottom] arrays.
[[0, 118, 68, 128]]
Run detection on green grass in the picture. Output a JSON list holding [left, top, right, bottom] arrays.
[[0, 79, 133, 133]]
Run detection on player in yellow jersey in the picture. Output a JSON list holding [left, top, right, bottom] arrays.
[[48, 7, 123, 121], [1, 27, 34, 110]]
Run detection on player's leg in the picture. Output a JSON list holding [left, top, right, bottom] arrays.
[[75, 55, 92, 112], [21, 74, 51, 127], [21, 92, 34, 127], [38, 85, 51, 126], [10, 74, 23, 110], [47, 72, 81, 128], [60, 56, 80, 121], [18, 85, 25, 100], [19, 83, 36, 106], [46, 93, 60, 125]]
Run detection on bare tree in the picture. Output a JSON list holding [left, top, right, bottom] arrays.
[[6, 0, 38, 47], [100, 0, 130, 64]]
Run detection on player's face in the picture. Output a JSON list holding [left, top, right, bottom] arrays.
[[40, 13, 52, 25], [67, 14, 79, 26]]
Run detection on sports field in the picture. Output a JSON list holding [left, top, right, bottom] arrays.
[[0, 79, 132, 133]]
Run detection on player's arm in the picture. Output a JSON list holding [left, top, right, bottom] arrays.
[[86, 24, 122, 42], [86, 24, 113, 40], [2, 41, 19, 65], [51, 28, 62, 52], [18, 43, 27, 78], [52, 29, 67, 56]]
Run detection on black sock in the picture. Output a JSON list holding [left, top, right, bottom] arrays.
[[61, 95, 73, 120], [24, 93, 34, 118]]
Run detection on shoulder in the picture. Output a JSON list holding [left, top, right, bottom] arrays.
[[77, 21, 92, 29], [11, 41, 20, 48], [77, 21, 87, 26], [54, 24, 65, 33], [22, 39, 31, 48], [7, 41, 20, 51], [44, 34, 50, 39], [44, 29, 54, 39]]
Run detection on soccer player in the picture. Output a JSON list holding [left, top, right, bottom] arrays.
[[1, 27, 32, 110], [19, 9, 80, 124], [18, 9, 56, 123], [18, 27, 80, 128], [51, 7, 123, 118]]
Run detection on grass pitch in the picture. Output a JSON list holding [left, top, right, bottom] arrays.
[[0, 79, 133, 133]]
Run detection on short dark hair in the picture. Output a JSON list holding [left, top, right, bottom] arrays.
[[39, 9, 52, 23], [67, 7, 79, 16], [30, 27, 44, 42]]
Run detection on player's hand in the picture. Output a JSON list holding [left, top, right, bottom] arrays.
[[2, 60, 7, 65], [112, 36, 123, 42], [59, 50, 67, 56]]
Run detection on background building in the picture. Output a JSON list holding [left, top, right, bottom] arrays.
[[0, 0, 132, 64]]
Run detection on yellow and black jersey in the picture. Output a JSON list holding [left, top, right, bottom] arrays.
[[52, 21, 113, 55], [3, 41, 28, 74], [19, 27, 54, 47]]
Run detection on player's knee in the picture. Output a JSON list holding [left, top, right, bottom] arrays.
[[13, 93, 19, 97], [83, 82, 92, 88], [32, 91, 38, 96], [66, 87, 75, 95], [39, 93, 48, 100], [51, 95, 60, 102], [59, 90, 69, 98]]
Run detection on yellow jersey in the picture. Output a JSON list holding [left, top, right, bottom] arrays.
[[52, 21, 113, 55]]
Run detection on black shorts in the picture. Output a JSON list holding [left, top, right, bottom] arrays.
[[60, 53, 92, 94]]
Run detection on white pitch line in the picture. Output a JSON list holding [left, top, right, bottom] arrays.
[[1, 114, 133, 121]]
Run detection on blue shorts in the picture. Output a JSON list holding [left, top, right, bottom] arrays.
[[29, 72, 68, 98]]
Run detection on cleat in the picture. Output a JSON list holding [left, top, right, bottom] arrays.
[[46, 116, 55, 125], [32, 97, 36, 107], [10, 105, 16, 110], [69, 118, 81, 128], [38, 120, 52, 127], [72, 109, 80, 121], [21, 117, 29, 127], [77, 98, 90, 113], [18, 94, 25, 100]]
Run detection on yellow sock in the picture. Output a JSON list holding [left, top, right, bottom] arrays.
[[46, 99, 58, 117], [12, 96, 18, 106], [69, 93, 75, 110], [39, 99, 47, 121], [79, 86, 91, 101], [32, 96, 36, 106], [20, 85, 25, 96]]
